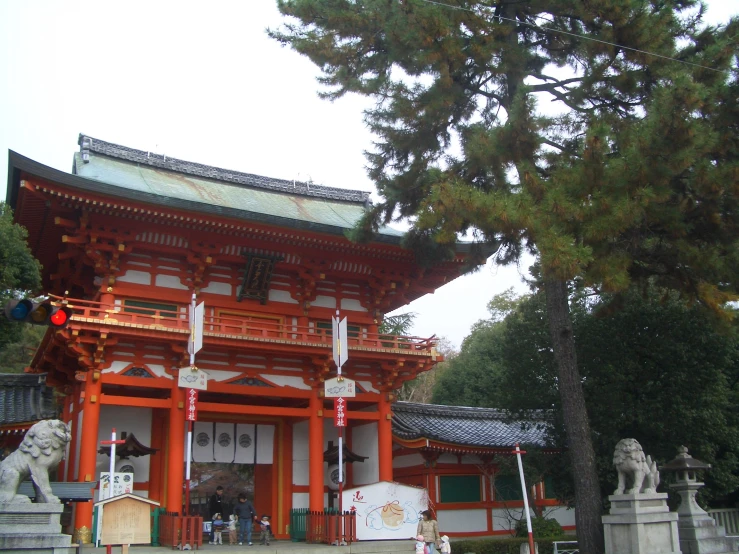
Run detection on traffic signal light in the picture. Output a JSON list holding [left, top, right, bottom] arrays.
[[3, 299, 73, 329]]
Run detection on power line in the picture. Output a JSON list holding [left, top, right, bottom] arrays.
[[416, 0, 733, 75]]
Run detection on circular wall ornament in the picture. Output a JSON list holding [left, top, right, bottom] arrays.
[[239, 434, 252, 448], [196, 432, 210, 447], [218, 432, 232, 447]]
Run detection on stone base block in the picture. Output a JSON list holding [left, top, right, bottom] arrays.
[[0, 503, 64, 535], [0, 503, 72, 554], [603, 493, 681, 554]]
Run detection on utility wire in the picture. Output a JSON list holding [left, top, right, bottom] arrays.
[[416, 0, 733, 75]]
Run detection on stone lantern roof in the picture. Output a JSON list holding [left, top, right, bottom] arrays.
[[662, 445, 711, 477]]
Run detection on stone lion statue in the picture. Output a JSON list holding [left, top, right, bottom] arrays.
[[0, 419, 71, 503], [613, 438, 660, 495]]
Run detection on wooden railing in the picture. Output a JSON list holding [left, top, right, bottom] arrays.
[[709, 508, 739, 536], [305, 510, 356, 545], [50, 295, 438, 354], [158, 512, 203, 550]]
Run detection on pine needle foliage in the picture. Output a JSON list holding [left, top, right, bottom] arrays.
[[271, 2, 738, 552]]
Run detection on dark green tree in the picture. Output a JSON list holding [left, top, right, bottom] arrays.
[[433, 289, 739, 506], [0, 203, 43, 356], [272, 2, 738, 550]]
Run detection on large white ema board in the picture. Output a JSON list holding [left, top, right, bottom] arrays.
[[341, 481, 428, 541]]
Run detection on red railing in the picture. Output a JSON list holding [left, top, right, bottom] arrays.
[[306, 511, 356, 545], [158, 512, 203, 550], [49, 295, 438, 354]]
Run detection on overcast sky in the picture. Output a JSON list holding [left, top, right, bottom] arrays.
[[1, 1, 735, 348]]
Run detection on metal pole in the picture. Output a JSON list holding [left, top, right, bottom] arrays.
[[515, 443, 536, 554], [185, 420, 193, 514], [184, 293, 196, 517]]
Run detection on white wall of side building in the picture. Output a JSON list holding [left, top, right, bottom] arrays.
[[351, 422, 378, 485], [437, 509, 488, 533]]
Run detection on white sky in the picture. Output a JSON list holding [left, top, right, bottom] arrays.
[[1, 1, 735, 349]]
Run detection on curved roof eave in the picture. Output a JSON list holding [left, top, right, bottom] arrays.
[[7, 149, 478, 255]]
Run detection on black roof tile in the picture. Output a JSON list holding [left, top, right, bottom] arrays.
[[391, 402, 549, 448]]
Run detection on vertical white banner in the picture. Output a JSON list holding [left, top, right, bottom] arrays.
[[213, 423, 235, 463], [234, 424, 256, 464], [192, 422, 214, 463]]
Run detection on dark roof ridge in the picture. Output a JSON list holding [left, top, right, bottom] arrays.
[[77, 134, 371, 204], [393, 401, 549, 421]]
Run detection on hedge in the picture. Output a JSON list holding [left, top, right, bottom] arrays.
[[450, 537, 575, 554]]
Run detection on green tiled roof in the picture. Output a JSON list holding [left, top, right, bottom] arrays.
[[72, 135, 403, 238]]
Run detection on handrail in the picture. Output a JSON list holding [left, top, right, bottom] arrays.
[[52, 296, 439, 353]]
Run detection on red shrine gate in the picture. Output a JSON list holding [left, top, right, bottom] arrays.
[[6, 136, 472, 542]]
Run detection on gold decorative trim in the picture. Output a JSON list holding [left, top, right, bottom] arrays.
[[74, 525, 92, 544]]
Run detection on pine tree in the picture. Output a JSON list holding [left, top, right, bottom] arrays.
[[271, 2, 738, 551]]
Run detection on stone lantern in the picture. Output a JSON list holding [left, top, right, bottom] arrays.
[[662, 446, 739, 554]]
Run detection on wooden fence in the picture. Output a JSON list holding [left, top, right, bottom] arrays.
[[159, 512, 204, 550], [290, 509, 356, 545]]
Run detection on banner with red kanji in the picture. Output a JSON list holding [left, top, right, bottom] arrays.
[[334, 397, 346, 427], [186, 388, 198, 421]]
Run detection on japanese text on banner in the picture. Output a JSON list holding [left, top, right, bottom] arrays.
[[186, 388, 198, 421], [334, 397, 346, 427]]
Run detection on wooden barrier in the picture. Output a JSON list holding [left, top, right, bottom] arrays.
[[305, 511, 356, 545], [158, 512, 204, 550]]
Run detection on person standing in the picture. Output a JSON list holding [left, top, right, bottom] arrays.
[[208, 486, 224, 545], [417, 510, 440, 554], [233, 494, 257, 546]]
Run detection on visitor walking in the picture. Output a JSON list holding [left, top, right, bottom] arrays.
[[233, 494, 257, 546], [416, 510, 440, 554]]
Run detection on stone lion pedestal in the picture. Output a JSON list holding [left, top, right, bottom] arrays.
[[603, 493, 681, 554], [0, 420, 74, 554], [603, 438, 680, 554], [0, 503, 73, 554]]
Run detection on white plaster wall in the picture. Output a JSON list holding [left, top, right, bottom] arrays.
[[95, 406, 153, 487], [292, 493, 309, 509], [437, 509, 488, 533], [356, 381, 378, 393], [264, 375, 310, 390], [201, 281, 231, 295], [268, 289, 298, 304], [548, 506, 576, 527], [256, 424, 275, 464], [74, 410, 83, 480], [461, 455, 483, 465], [293, 421, 309, 486], [102, 361, 130, 374], [312, 295, 336, 309], [492, 507, 534, 532], [438, 453, 457, 464], [117, 270, 151, 285], [340, 298, 367, 312], [155, 274, 188, 290], [351, 423, 378, 485], [393, 453, 425, 469]]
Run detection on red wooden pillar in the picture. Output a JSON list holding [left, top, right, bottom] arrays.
[[378, 393, 393, 482], [309, 387, 324, 512], [166, 384, 185, 513], [73, 373, 102, 543]]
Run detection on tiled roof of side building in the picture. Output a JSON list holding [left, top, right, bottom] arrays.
[[0, 373, 57, 425], [391, 401, 550, 448], [76, 134, 370, 203]]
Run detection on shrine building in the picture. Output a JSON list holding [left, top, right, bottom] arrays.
[[5, 135, 574, 542]]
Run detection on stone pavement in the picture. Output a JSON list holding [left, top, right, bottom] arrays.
[[78, 540, 411, 554]]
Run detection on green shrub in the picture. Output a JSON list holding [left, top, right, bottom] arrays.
[[515, 517, 564, 539], [450, 537, 573, 554]]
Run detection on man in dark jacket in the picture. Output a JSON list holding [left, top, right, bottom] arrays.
[[233, 494, 256, 546], [208, 486, 224, 544]]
